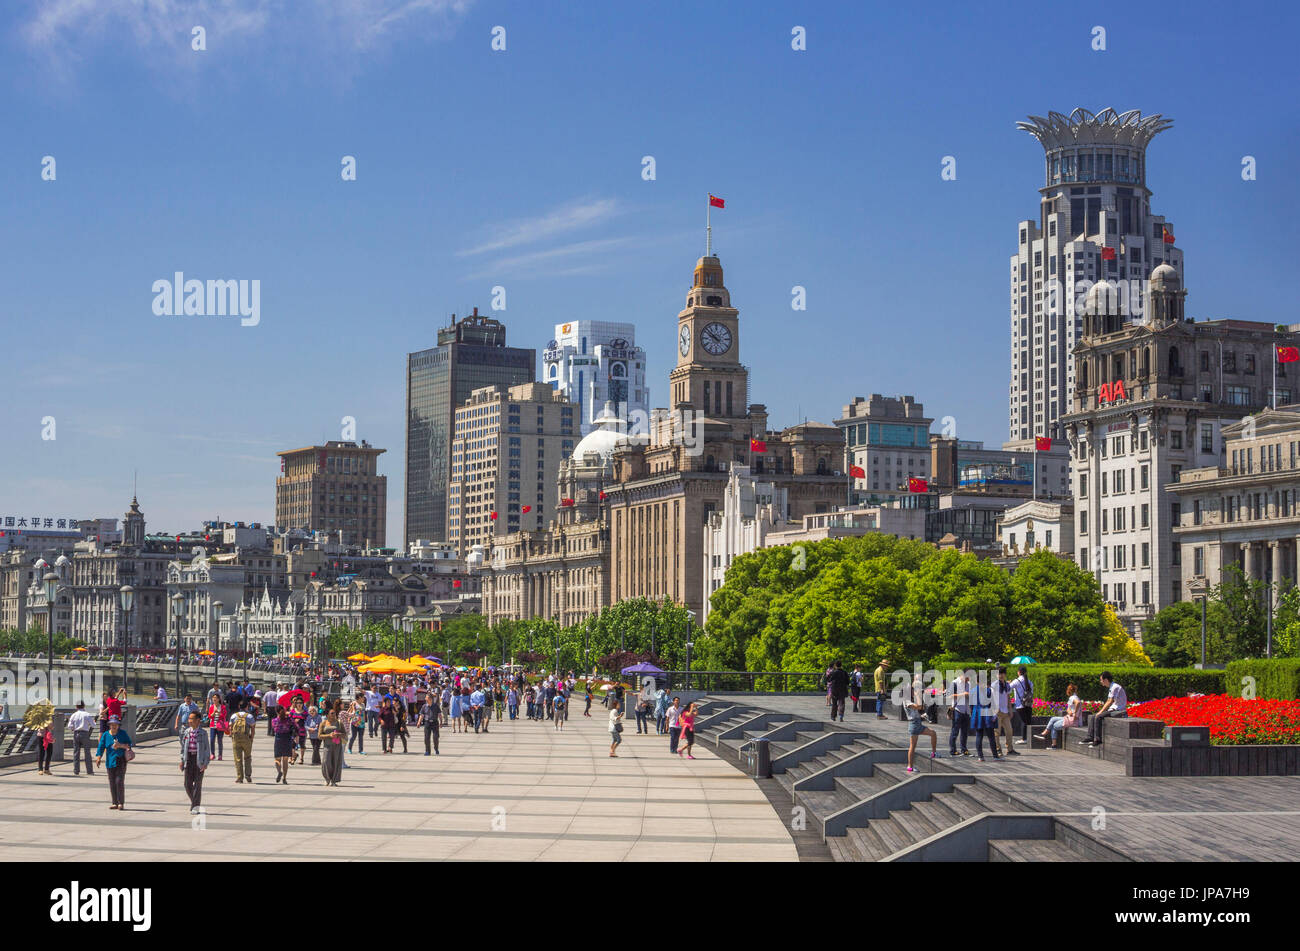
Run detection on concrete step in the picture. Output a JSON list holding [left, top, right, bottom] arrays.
[[866, 814, 915, 856], [889, 806, 939, 846], [911, 795, 962, 832], [988, 838, 1097, 862], [834, 772, 896, 801], [796, 786, 857, 823], [930, 787, 983, 822], [847, 825, 891, 861], [954, 781, 1024, 813]]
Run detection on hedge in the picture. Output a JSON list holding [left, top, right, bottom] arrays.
[[1224, 659, 1300, 700], [1029, 665, 1225, 702]]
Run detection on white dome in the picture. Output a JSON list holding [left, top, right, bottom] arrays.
[[54, 555, 71, 567], [1150, 263, 1180, 289], [571, 402, 627, 463]]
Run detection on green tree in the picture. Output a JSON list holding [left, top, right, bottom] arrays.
[[897, 549, 1011, 660], [1099, 605, 1153, 666], [1008, 550, 1105, 661]]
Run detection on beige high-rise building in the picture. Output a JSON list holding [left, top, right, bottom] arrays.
[[275, 441, 387, 548], [447, 383, 578, 557]]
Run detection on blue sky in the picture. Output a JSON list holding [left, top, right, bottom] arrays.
[[3, 0, 1297, 544]]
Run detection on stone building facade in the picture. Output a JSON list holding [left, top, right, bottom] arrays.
[[276, 440, 387, 548], [1169, 408, 1300, 592], [1062, 267, 1298, 628]]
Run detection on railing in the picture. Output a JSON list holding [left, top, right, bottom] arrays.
[[660, 670, 823, 693]]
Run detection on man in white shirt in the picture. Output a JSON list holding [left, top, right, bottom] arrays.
[[68, 701, 97, 775], [1083, 671, 1128, 747], [365, 688, 381, 737], [1010, 666, 1034, 743], [263, 684, 280, 717], [994, 668, 1020, 756], [666, 698, 683, 755], [155, 684, 168, 702], [948, 673, 972, 757]]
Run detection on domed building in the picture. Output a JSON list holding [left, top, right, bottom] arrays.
[[1062, 266, 1300, 634]]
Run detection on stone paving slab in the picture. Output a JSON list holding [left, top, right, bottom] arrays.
[[0, 710, 796, 862]]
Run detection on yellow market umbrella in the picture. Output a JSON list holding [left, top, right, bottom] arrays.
[[358, 658, 424, 675], [347, 653, 371, 662], [73, 646, 89, 652], [198, 650, 215, 656], [290, 651, 310, 659]]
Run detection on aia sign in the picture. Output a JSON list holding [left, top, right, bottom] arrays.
[[1097, 379, 1128, 404]]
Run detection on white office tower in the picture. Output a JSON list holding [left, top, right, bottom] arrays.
[[1010, 108, 1184, 443], [542, 321, 649, 434]]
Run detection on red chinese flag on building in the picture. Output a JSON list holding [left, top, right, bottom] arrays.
[[849, 465, 865, 479], [453, 579, 462, 589], [1035, 436, 1052, 451], [1278, 346, 1300, 364], [1163, 226, 1175, 244], [709, 194, 725, 208], [1101, 246, 1116, 261], [907, 477, 929, 493], [561, 498, 575, 507], [522, 505, 532, 513], [598, 491, 607, 500], [750, 438, 767, 453], [489, 511, 497, 520]]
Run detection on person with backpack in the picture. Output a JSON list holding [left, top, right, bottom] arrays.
[[828, 661, 851, 722], [228, 699, 256, 783], [1011, 665, 1035, 745], [553, 692, 566, 730]]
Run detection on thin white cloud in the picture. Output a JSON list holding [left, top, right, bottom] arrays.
[[19, 0, 475, 77], [465, 236, 637, 280], [459, 199, 621, 257]]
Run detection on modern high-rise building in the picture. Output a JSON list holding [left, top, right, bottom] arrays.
[[542, 320, 648, 433], [275, 440, 387, 547], [446, 382, 577, 556], [836, 395, 933, 505], [1010, 108, 1184, 444], [405, 309, 536, 548]]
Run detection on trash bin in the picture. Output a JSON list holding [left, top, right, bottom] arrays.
[[752, 738, 771, 778]]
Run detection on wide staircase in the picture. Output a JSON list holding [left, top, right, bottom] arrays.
[[693, 697, 1130, 862]]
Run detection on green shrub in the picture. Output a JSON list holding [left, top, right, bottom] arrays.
[[1224, 659, 1300, 700], [1031, 664, 1225, 702]]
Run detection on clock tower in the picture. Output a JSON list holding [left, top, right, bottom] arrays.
[[670, 255, 749, 419]]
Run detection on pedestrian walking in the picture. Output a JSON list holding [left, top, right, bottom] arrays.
[[319, 706, 344, 786], [69, 701, 96, 776], [948, 672, 972, 757], [178, 710, 211, 814], [905, 678, 938, 773], [584, 684, 593, 718], [228, 700, 256, 783], [348, 693, 366, 753], [395, 702, 410, 753], [305, 706, 323, 765], [207, 695, 228, 762], [677, 702, 698, 759], [993, 668, 1020, 756], [554, 692, 566, 730], [971, 676, 1002, 762], [666, 697, 682, 754], [850, 665, 863, 713], [271, 706, 296, 783], [873, 658, 889, 719], [828, 661, 850, 722], [1011, 665, 1035, 744], [418, 694, 440, 755], [608, 704, 623, 757], [95, 715, 133, 809]]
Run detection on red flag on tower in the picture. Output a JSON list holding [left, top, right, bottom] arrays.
[[1278, 346, 1300, 364], [599, 491, 607, 500], [560, 498, 575, 507], [849, 465, 865, 479], [709, 194, 725, 208], [1035, 436, 1052, 451], [907, 477, 929, 493], [453, 579, 462, 589], [489, 511, 498, 520], [750, 438, 767, 453], [522, 505, 532, 513], [1163, 226, 1175, 244], [1101, 246, 1116, 261]]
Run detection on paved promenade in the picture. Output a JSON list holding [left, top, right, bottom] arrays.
[[0, 708, 797, 862]]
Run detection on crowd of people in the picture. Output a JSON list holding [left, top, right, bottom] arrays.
[[38, 666, 708, 813]]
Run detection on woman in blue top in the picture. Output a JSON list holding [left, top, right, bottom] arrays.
[[95, 715, 134, 809], [449, 687, 463, 733]]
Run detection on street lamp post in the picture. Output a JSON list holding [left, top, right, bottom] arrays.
[[213, 600, 223, 686], [240, 604, 252, 679], [171, 592, 186, 699], [685, 641, 694, 691], [42, 571, 59, 693], [118, 585, 134, 696]]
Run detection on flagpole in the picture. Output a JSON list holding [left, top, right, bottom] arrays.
[[1273, 341, 1278, 410], [1032, 442, 1037, 501], [706, 194, 712, 257]]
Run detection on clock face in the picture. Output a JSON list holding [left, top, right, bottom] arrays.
[[679, 324, 691, 356], [700, 322, 732, 356]]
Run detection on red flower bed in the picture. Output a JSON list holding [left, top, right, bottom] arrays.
[[1129, 694, 1300, 746]]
